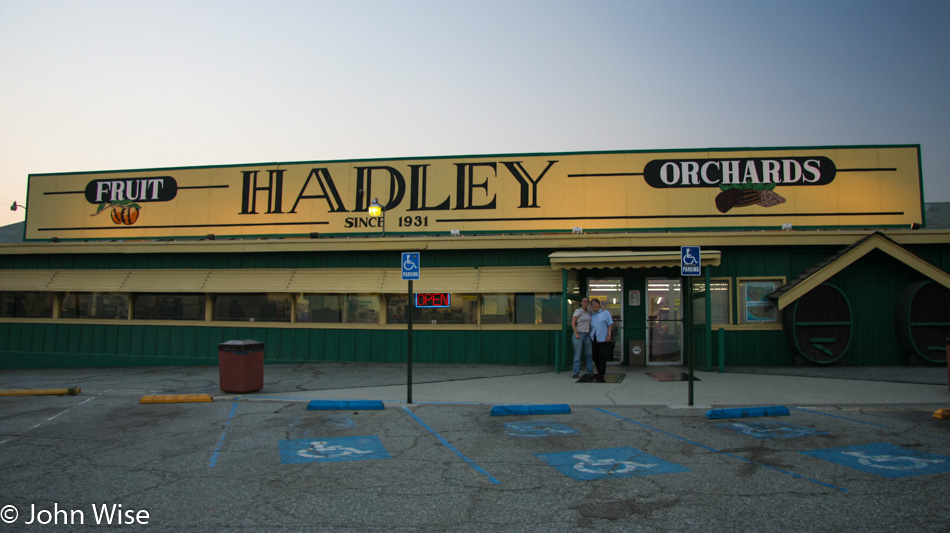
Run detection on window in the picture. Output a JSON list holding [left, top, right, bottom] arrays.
[[480, 293, 562, 325], [134, 294, 206, 321], [62, 292, 129, 319], [297, 294, 343, 323], [0, 292, 54, 318], [737, 278, 784, 324], [214, 293, 292, 322], [343, 294, 380, 324], [693, 279, 731, 325], [387, 294, 478, 324]]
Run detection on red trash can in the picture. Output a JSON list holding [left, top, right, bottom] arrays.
[[218, 340, 264, 393]]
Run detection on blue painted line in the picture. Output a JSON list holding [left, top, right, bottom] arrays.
[[794, 407, 890, 429], [307, 399, 385, 411], [208, 402, 239, 468], [402, 406, 501, 485], [706, 406, 790, 419], [595, 408, 847, 493], [491, 404, 571, 416]]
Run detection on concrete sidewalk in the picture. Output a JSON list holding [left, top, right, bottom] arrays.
[[0, 362, 947, 408]]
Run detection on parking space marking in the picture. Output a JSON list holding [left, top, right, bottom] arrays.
[[503, 420, 579, 438], [0, 397, 94, 445], [402, 406, 501, 485], [279, 436, 391, 464], [535, 447, 689, 481], [795, 407, 890, 429], [716, 420, 828, 440], [801, 443, 950, 479], [595, 407, 848, 492], [208, 402, 238, 468]]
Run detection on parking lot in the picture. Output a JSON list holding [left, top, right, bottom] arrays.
[[2, 378, 949, 532]]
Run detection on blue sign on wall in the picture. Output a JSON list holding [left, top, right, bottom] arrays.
[[801, 443, 950, 479], [504, 420, 579, 438], [717, 420, 828, 440], [279, 436, 391, 465], [535, 447, 689, 481], [681, 246, 701, 276]]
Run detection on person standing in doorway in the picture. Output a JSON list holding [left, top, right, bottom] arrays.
[[571, 297, 594, 379], [589, 298, 614, 383]]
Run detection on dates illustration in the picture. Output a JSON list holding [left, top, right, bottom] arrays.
[[715, 184, 785, 213]]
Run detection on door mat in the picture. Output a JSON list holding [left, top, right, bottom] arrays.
[[646, 372, 700, 382], [575, 373, 625, 384]]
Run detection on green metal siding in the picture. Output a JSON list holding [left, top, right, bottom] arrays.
[[0, 322, 558, 369]]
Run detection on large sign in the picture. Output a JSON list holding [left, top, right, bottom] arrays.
[[23, 145, 923, 240]]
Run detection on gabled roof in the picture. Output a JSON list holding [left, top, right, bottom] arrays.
[[769, 232, 950, 310]]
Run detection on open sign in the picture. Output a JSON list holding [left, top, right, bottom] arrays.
[[415, 293, 451, 308]]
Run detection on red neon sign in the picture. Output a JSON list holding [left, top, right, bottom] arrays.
[[415, 293, 451, 308]]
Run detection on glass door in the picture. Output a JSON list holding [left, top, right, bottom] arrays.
[[587, 277, 624, 364], [646, 278, 683, 365]]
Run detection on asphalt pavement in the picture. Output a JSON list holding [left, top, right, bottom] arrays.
[[0, 362, 947, 408]]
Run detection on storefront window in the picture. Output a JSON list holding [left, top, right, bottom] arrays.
[[343, 294, 380, 324], [480, 293, 562, 324], [214, 293, 292, 322], [62, 292, 129, 319], [693, 279, 731, 325], [0, 292, 54, 318], [737, 278, 783, 324], [297, 294, 343, 323], [387, 294, 478, 324], [134, 294, 206, 321]]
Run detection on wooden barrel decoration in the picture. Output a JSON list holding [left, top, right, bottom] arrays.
[[783, 284, 852, 364], [896, 280, 950, 364]]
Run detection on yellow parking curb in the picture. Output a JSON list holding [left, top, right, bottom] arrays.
[[934, 408, 950, 419], [0, 387, 81, 397], [139, 394, 213, 404]]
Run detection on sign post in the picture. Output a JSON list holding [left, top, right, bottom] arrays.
[[681, 246, 701, 406], [401, 252, 420, 404]]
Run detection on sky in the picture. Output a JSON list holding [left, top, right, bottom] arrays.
[[1, 0, 948, 227]]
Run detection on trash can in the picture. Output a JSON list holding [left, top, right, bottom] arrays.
[[218, 340, 264, 393]]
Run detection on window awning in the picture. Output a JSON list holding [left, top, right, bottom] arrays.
[[548, 250, 721, 270], [769, 232, 950, 310], [0, 267, 563, 294]]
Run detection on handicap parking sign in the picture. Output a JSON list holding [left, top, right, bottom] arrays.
[[717, 420, 828, 440], [402, 252, 420, 280], [681, 246, 701, 276], [504, 420, 579, 438], [801, 442, 950, 479], [279, 435, 391, 464], [535, 446, 689, 481]]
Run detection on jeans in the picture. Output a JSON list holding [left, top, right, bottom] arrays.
[[572, 334, 593, 375]]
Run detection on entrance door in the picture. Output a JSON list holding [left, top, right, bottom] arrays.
[[588, 278, 623, 364], [646, 278, 683, 365]]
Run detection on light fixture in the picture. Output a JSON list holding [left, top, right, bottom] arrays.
[[368, 198, 385, 237], [781, 223, 792, 231], [10, 201, 26, 212], [450, 229, 460, 236], [207, 234, 215, 240], [309, 232, 320, 239], [572, 226, 583, 234]]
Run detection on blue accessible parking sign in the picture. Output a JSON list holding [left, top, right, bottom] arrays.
[[801, 442, 950, 479], [681, 246, 701, 276], [279, 436, 391, 465], [535, 447, 689, 481], [402, 252, 420, 280]]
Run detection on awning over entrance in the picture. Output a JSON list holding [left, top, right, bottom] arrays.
[[769, 232, 950, 310], [548, 250, 722, 270]]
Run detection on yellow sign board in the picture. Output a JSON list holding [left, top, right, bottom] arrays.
[[24, 145, 923, 240]]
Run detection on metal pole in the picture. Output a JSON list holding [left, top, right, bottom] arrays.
[[407, 279, 413, 404], [685, 276, 694, 406]]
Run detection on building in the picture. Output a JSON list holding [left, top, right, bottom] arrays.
[[2, 145, 948, 369]]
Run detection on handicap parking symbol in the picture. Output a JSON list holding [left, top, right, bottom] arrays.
[[504, 420, 579, 438], [535, 447, 689, 481], [801, 442, 950, 479], [279, 435, 391, 464], [717, 420, 828, 440]]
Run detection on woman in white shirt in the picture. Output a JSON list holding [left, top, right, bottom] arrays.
[[571, 297, 594, 379]]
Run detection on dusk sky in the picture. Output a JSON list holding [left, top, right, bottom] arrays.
[[1, 0, 948, 227]]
